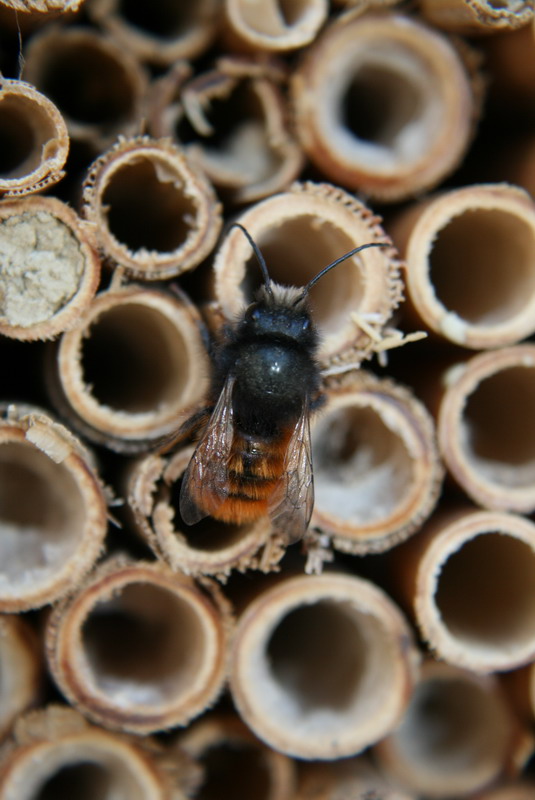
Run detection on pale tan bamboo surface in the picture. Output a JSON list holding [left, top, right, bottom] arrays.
[[483, 21, 535, 102], [229, 573, 419, 759], [0, 705, 186, 800], [0, 616, 41, 740], [223, 0, 328, 52], [0, 195, 100, 340], [374, 660, 520, 797], [23, 27, 148, 153], [87, 0, 220, 66], [474, 783, 535, 800], [149, 57, 304, 205], [127, 446, 282, 578], [82, 136, 223, 279], [310, 371, 442, 555], [0, 405, 107, 612], [212, 181, 403, 363], [389, 507, 535, 673], [178, 713, 297, 800], [46, 557, 233, 734], [0, 79, 69, 197], [46, 284, 210, 453], [389, 184, 535, 349], [419, 0, 534, 35], [436, 345, 535, 513], [296, 756, 415, 800], [290, 12, 480, 202]]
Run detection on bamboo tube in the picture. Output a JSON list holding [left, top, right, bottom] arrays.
[[483, 22, 535, 103], [437, 345, 535, 513], [0, 195, 100, 341], [0, 405, 107, 612], [229, 573, 419, 759], [127, 446, 283, 578], [0, 79, 69, 197], [0, 0, 84, 12], [297, 757, 415, 800], [46, 285, 211, 453], [222, 0, 328, 52], [178, 713, 297, 800], [473, 783, 535, 800], [391, 508, 535, 673], [212, 181, 403, 363], [23, 27, 148, 152], [419, 0, 534, 35], [0, 706, 181, 800], [311, 372, 442, 555], [374, 660, 518, 797], [150, 58, 304, 205], [290, 12, 479, 202], [390, 184, 535, 349], [46, 557, 232, 734], [0, 616, 41, 739], [88, 0, 220, 66], [82, 136, 222, 280]]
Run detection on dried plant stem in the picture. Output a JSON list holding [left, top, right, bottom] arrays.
[[46, 558, 232, 734], [229, 573, 418, 759], [390, 184, 535, 349], [47, 285, 210, 453]]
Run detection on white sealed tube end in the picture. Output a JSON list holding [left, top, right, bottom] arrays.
[[229, 574, 418, 759]]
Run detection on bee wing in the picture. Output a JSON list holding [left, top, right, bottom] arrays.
[[179, 376, 235, 525], [269, 404, 314, 545]]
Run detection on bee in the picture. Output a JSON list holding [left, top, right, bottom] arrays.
[[179, 224, 385, 544]]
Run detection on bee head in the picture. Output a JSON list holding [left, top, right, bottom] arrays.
[[242, 285, 315, 346]]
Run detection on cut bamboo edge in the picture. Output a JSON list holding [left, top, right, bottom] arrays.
[[0, 405, 107, 612], [290, 12, 481, 202], [229, 573, 419, 759], [82, 136, 223, 280], [419, 0, 534, 34], [390, 184, 535, 349], [212, 181, 403, 364], [389, 508, 535, 673], [0, 706, 189, 800], [0, 79, 69, 197], [150, 57, 304, 205], [311, 372, 443, 556], [437, 345, 535, 512], [0, 195, 100, 341], [222, 0, 328, 52], [45, 557, 233, 734], [374, 660, 524, 797], [127, 446, 283, 578], [46, 284, 211, 453]]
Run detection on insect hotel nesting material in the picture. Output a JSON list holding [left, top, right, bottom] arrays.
[[0, 1, 535, 799]]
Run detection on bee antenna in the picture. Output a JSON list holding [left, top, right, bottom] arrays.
[[229, 222, 274, 299], [298, 241, 390, 301]]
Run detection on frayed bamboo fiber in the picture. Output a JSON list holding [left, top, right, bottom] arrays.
[[46, 284, 210, 453], [0, 78, 69, 197], [45, 558, 232, 734], [229, 573, 419, 759], [437, 345, 535, 513], [82, 136, 223, 280], [374, 660, 519, 797], [0, 195, 100, 340], [389, 184, 535, 349], [291, 12, 480, 201], [0, 405, 107, 612], [212, 181, 402, 363], [419, 0, 533, 35]]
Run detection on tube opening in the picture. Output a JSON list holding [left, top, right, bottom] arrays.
[[197, 742, 271, 800], [394, 677, 511, 776], [82, 582, 206, 705], [435, 533, 535, 649], [36, 762, 114, 800], [102, 158, 196, 253], [35, 41, 135, 125], [241, 220, 365, 332], [313, 405, 413, 523], [462, 366, 535, 488], [430, 210, 535, 326], [81, 304, 189, 414], [238, 0, 308, 34], [0, 98, 48, 179], [118, 0, 195, 37], [0, 441, 85, 585]]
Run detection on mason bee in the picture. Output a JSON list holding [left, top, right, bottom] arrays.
[[179, 224, 385, 543]]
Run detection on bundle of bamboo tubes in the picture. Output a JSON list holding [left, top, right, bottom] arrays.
[[0, 1, 534, 798]]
